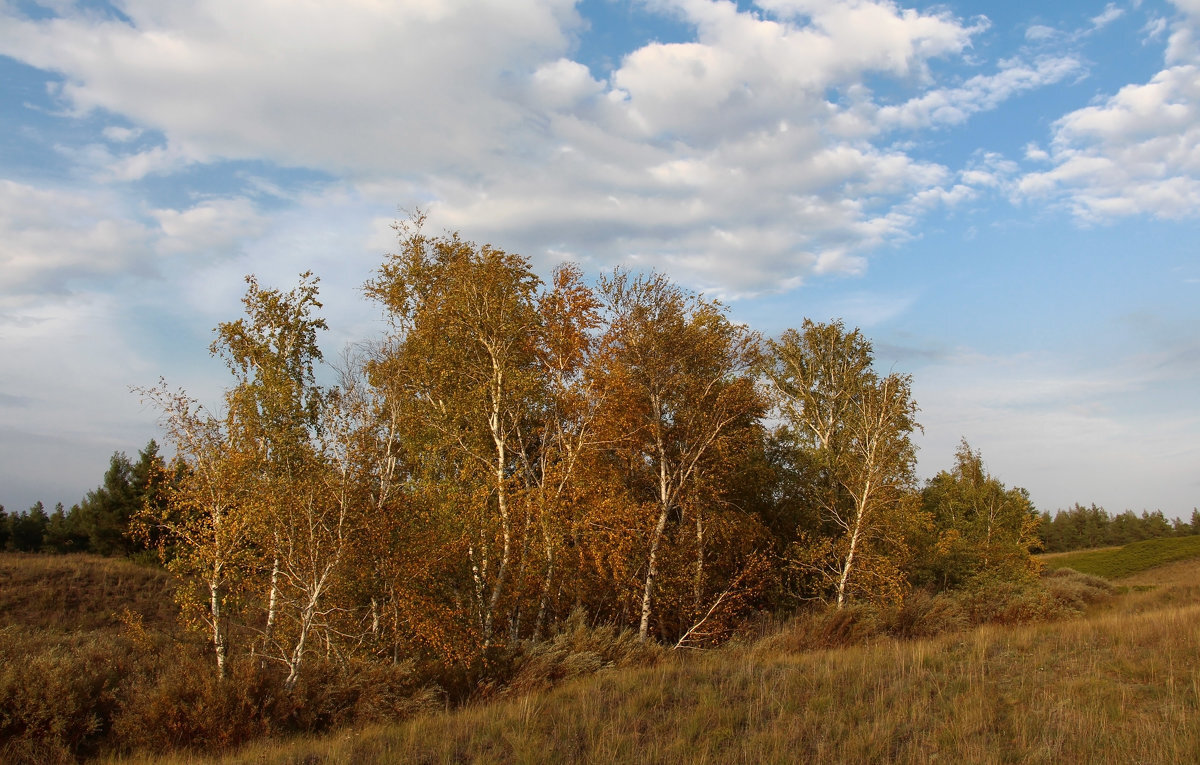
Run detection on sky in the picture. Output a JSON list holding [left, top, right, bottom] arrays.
[[0, 0, 1197, 518]]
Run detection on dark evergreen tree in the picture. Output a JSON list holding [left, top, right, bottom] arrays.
[[8, 501, 48, 552], [76, 440, 167, 556], [44, 502, 89, 553], [1141, 510, 1172, 540]]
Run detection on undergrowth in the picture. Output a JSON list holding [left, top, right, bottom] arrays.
[[0, 553, 1165, 764], [191, 561, 1200, 765]]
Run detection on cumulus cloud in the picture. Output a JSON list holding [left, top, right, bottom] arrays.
[[0, 0, 580, 176], [1018, 64, 1200, 220], [417, 0, 1012, 295], [0, 176, 291, 305], [1017, 1, 1200, 220], [152, 197, 271, 256], [0, 0, 1056, 297]]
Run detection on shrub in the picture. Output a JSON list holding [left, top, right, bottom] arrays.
[[0, 628, 134, 762], [885, 589, 968, 639], [955, 574, 1061, 624], [1042, 567, 1117, 614], [507, 610, 663, 694], [112, 651, 287, 755], [753, 602, 883, 655]]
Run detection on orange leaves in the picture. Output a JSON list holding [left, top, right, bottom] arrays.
[[135, 219, 979, 675]]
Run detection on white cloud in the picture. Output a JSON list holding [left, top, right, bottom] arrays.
[[1167, 0, 1200, 62], [1143, 16, 1169, 41], [107, 142, 206, 181], [1024, 143, 1050, 162], [0, 0, 581, 177], [1015, 2, 1200, 221], [0, 178, 285, 305], [1018, 62, 1200, 220], [1091, 4, 1125, 30], [102, 125, 142, 143], [876, 56, 1083, 130], [0, 0, 1056, 297], [1025, 25, 1059, 42], [0, 179, 156, 297], [151, 197, 270, 256]]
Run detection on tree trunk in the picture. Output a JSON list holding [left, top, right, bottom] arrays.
[[265, 552, 280, 645], [209, 573, 227, 681], [638, 505, 671, 641], [693, 510, 705, 618]]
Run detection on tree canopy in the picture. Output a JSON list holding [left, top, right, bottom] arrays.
[[33, 218, 1170, 685]]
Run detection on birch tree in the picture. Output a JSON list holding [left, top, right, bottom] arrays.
[[138, 383, 257, 681], [141, 272, 334, 683], [365, 218, 542, 649], [768, 320, 920, 609], [210, 273, 349, 686], [592, 270, 765, 640], [511, 264, 603, 638]]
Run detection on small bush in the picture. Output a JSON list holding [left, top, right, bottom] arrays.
[[112, 652, 286, 755], [0, 628, 134, 762], [507, 610, 662, 694], [1042, 567, 1117, 614], [955, 574, 1063, 624], [885, 589, 968, 639], [754, 602, 882, 655], [752, 569, 1114, 658]]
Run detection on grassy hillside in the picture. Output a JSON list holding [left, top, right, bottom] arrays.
[[7, 549, 1200, 763], [1040, 534, 1200, 579], [0, 553, 177, 632], [112, 560, 1200, 765]]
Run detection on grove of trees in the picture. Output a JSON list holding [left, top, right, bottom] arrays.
[[9, 219, 1193, 686], [1, 441, 169, 556], [117, 219, 1047, 682]]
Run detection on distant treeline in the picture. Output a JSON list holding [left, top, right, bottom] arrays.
[[1038, 504, 1200, 553], [0, 442, 168, 558]]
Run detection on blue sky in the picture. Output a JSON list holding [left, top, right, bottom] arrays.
[[1, 0, 1197, 517]]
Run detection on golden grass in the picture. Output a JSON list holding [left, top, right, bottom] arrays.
[[0, 552, 176, 632], [127, 559, 1200, 765]]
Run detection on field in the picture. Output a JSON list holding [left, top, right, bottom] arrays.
[[162, 563, 1195, 764], [0, 553, 177, 632], [4, 545, 1200, 764], [1040, 535, 1200, 579]]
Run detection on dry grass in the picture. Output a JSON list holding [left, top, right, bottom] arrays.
[[0, 553, 176, 633], [7, 551, 1196, 764], [135, 560, 1200, 765]]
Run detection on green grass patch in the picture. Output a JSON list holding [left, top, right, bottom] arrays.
[[1041, 535, 1200, 579]]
